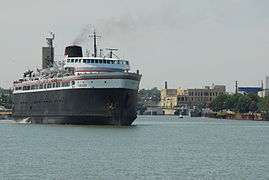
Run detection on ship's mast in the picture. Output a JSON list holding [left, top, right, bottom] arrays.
[[89, 31, 101, 57]]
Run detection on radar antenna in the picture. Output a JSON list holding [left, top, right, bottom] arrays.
[[106, 48, 118, 58], [89, 31, 101, 57]]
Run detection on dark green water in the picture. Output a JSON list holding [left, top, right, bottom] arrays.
[[0, 116, 269, 179]]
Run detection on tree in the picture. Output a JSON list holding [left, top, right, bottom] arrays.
[[247, 93, 260, 112], [211, 94, 230, 111], [0, 88, 12, 109], [137, 87, 161, 112], [211, 93, 261, 113], [235, 95, 252, 113], [258, 96, 269, 113]]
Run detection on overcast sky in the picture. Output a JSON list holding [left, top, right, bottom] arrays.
[[1, 0, 269, 91]]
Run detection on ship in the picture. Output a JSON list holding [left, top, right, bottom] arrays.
[[12, 32, 142, 125]]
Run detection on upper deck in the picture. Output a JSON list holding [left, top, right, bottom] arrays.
[[64, 57, 130, 73]]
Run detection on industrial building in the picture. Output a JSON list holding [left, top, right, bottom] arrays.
[[161, 82, 226, 114]]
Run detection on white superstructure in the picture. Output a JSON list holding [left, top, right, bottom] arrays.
[[13, 31, 141, 94]]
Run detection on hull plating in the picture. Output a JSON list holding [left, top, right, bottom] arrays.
[[13, 88, 138, 125]]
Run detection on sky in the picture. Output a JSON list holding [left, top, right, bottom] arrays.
[[1, 0, 269, 92]]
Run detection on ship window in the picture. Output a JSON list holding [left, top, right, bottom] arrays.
[[53, 83, 56, 88], [75, 59, 78, 63], [98, 60, 102, 63], [71, 59, 74, 63], [126, 61, 129, 65], [39, 84, 43, 89], [62, 82, 70, 87], [67, 59, 70, 63], [117, 60, 120, 64], [107, 60, 111, 64], [71, 81, 75, 85], [56, 82, 61, 88], [47, 83, 52, 88], [79, 59, 81, 63], [83, 59, 86, 63], [95, 60, 98, 63], [103, 60, 107, 64], [86, 59, 90, 63], [91, 59, 94, 63], [23, 86, 30, 91], [111, 61, 115, 64]]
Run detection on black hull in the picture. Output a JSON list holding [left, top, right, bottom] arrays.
[[13, 88, 138, 126]]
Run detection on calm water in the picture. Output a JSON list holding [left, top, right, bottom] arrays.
[[0, 116, 269, 180]]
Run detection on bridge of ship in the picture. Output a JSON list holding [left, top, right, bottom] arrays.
[[65, 57, 130, 72]]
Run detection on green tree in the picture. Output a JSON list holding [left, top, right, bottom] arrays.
[[0, 88, 12, 109], [258, 96, 269, 120], [211, 94, 230, 111], [211, 93, 261, 113], [258, 96, 269, 113], [246, 93, 260, 112], [137, 87, 161, 112], [235, 95, 252, 113]]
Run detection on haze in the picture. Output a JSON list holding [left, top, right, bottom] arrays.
[[1, 0, 269, 91]]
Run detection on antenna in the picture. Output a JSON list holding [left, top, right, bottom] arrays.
[[106, 48, 118, 58], [89, 31, 101, 57]]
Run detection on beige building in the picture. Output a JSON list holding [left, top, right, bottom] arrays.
[[177, 85, 226, 108], [161, 83, 226, 111], [161, 88, 185, 109]]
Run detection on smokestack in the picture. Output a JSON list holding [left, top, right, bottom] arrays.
[[165, 81, 168, 89], [64, 46, 83, 57], [235, 81, 238, 94]]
